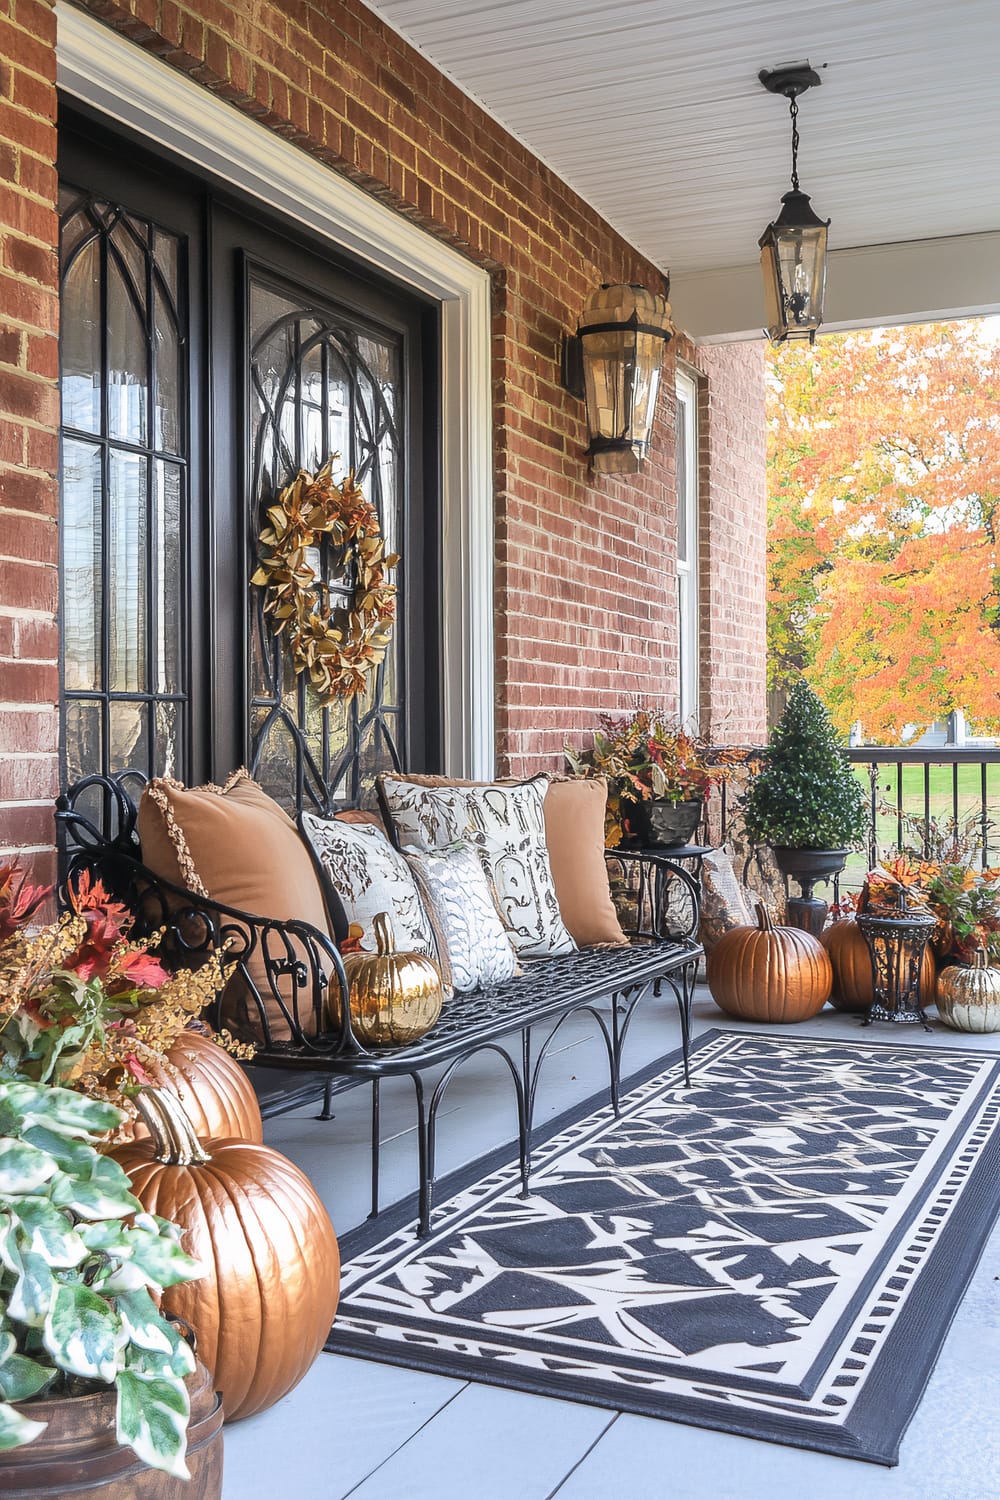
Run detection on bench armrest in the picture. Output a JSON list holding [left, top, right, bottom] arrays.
[[604, 849, 701, 942], [57, 780, 366, 1057]]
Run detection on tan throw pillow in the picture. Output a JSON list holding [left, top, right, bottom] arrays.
[[699, 846, 754, 954], [137, 770, 332, 1041], [543, 780, 627, 947]]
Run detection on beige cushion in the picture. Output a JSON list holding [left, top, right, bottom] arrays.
[[542, 780, 627, 946], [379, 772, 626, 948], [137, 770, 332, 1041]]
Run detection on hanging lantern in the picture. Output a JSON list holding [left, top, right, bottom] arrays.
[[758, 65, 830, 344], [565, 283, 673, 473]]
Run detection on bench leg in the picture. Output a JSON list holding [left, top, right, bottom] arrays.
[[678, 961, 694, 1086], [368, 1078, 381, 1221], [412, 1072, 433, 1238], [519, 1029, 532, 1197]]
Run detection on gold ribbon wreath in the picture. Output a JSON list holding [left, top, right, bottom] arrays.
[[251, 458, 399, 703]]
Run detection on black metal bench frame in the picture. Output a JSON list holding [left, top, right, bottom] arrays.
[[57, 774, 702, 1236]]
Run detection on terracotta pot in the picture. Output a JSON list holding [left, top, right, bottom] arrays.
[[0, 1359, 223, 1498]]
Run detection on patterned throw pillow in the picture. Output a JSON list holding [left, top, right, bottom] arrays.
[[405, 845, 519, 993], [699, 846, 755, 954], [378, 774, 577, 959], [300, 813, 436, 960]]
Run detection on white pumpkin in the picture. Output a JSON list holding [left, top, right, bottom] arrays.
[[936, 949, 1000, 1034]]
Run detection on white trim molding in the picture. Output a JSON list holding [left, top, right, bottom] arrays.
[[56, 3, 495, 778]]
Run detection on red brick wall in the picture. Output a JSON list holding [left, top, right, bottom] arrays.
[[0, 0, 60, 888], [0, 0, 765, 875], [690, 339, 768, 744]]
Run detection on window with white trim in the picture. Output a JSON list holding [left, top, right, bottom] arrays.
[[675, 370, 700, 730]]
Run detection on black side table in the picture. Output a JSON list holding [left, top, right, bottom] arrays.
[[612, 844, 710, 939]]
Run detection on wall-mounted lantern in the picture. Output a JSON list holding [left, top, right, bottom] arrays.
[[758, 63, 830, 344], [562, 283, 673, 473]]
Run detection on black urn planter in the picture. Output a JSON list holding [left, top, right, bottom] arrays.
[[631, 798, 703, 849], [771, 846, 849, 936]]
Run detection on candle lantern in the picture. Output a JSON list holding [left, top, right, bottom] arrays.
[[856, 885, 936, 1031]]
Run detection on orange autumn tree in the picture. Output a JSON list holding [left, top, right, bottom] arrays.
[[767, 318, 1000, 741]]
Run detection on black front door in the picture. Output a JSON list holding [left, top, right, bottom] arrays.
[[58, 111, 440, 809]]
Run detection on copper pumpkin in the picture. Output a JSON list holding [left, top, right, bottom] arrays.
[[336, 911, 444, 1046], [821, 917, 936, 1014], [131, 1028, 264, 1145], [936, 948, 1000, 1033], [113, 1089, 340, 1423], [706, 903, 832, 1022]]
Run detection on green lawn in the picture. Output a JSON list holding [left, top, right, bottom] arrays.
[[840, 760, 1000, 893]]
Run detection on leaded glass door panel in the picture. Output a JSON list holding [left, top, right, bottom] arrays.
[[247, 271, 406, 810]]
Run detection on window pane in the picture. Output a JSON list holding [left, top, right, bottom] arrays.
[[107, 245, 148, 445], [155, 461, 183, 694], [60, 232, 101, 433], [110, 700, 149, 774], [64, 699, 102, 786], [61, 438, 103, 691], [108, 449, 147, 692], [154, 701, 184, 779], [154, 281, 181, 455]]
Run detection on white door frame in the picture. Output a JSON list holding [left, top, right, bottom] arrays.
[[56, 3, 495, 779]]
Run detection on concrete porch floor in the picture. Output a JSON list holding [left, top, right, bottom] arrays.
[[222, 989, 1000, 1500]]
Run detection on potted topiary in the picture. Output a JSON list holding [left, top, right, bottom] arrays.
[[741, 679, 867, 931], [0, 1077, 223, 1495]]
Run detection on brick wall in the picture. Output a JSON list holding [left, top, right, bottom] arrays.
[[0, 0, 60, 888], [690, 338, 768, 744], [0, 0, 766, 877]]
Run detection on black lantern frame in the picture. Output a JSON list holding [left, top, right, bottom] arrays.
[[758, 65, 830, 345], [562, 283, 673, 474], [857, 886, 936, 1031]]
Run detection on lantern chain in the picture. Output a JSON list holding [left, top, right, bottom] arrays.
[[789, 95, 801, 192]]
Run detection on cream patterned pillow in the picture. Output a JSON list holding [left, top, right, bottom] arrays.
[[406, 845, 518, 993], [379, 774, 577, 959], [699, 846, 755, 954], [300, 813, 436, 959]]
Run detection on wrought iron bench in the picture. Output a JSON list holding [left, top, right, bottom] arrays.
[[57, 774, 702, 1235]]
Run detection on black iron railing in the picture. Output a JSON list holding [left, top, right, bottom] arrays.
[[847, 746, 1000, 872], [709, 744, 1000, 900]]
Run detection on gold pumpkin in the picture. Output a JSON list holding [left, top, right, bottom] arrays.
[[335, 912, 444, 1046], [936, 948, 1000, 1033], [821, 918, 937, 1014], [706, 903, 832, 1022]]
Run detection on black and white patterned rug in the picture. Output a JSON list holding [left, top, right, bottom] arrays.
[[326, 1029, 1000, 1464]]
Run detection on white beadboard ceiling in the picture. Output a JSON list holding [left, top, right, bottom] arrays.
[[364, 0, 1000, 282]]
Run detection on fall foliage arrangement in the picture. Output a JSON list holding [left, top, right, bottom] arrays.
[[252, 456, 398, 703], [862, 851, 1000, 965], [566, 709, 727, 846], [0, 861, 236, 1134], [742, 679, 867, 851]]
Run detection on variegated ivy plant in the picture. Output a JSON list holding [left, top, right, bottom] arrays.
[[0, 1078, 203, 1478]]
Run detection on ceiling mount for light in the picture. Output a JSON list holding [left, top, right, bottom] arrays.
[[758, 62, 830, 345]]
